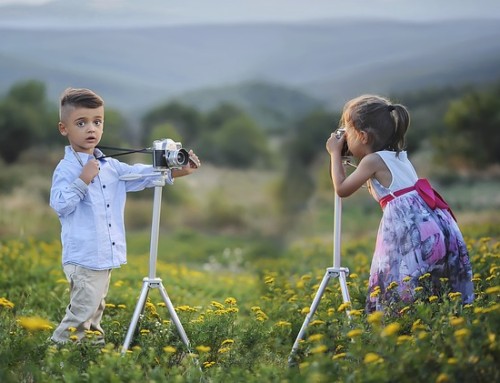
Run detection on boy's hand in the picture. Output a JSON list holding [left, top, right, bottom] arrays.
[[171, 150, 200, 178], [188, 150, 201, 169], [80, 159, 100, 184]]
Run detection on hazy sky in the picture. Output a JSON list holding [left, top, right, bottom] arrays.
[[1, 0, 500, 27]]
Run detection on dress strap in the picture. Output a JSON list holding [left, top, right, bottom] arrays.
[[379, 179, 456, 221]]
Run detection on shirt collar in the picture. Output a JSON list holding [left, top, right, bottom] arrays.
[[64, 146, 107, 163]]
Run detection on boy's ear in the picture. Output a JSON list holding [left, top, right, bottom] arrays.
[[58, 122, 68, 136]]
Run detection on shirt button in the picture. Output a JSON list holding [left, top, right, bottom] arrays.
[[109, 224, 111, 227], [107, 204, 110, 208], [112, 242, 115, 246], [103, 185, 106, 189]]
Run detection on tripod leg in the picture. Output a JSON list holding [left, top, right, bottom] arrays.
[[338, 271, 352, 319], [158, 282, 191, 349], [121, 281, 150, 354], [288, 270, 331, 365]]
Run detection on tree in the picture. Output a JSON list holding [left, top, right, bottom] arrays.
[[0, 80, 57, 163], [276, 109, 340, 214], [436, 83, 500, 169], [205, 115, 271, 168], [141, 101, 202, 146]]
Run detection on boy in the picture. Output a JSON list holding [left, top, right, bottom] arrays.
[[50, 87, 200, 344]]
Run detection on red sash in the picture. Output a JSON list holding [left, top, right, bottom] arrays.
[[379, 179, 456, 221]]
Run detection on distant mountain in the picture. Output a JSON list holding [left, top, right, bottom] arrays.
[[1, 19, 500, 116], [173, 81, 324, 131]]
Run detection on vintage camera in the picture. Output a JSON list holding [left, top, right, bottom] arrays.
[[152, 139, 189, 170], [334, 128, 351, 157]]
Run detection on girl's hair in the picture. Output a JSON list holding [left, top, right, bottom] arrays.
[[340, 94, 410, 153]]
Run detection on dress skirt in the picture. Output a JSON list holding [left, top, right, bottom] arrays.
[[366, 191, 474, 313]]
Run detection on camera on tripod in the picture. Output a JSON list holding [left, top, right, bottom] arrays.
[[152, 139, 189, 170], [335, 128, 351, 157]]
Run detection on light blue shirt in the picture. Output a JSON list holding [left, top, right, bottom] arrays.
[[50, 146, 173, 270]]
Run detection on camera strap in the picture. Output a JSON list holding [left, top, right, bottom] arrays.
[[96, 145, 151, 158]]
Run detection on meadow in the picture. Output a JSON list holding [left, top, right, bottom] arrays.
[[0, 159, 499, 382], [1, 232, 498, 382]]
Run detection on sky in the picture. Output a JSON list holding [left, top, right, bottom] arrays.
[[1, 0, 500, 27]]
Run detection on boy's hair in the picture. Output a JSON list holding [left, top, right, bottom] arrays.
[[59, 88, 104, 120], [340, 94, 410, 153]]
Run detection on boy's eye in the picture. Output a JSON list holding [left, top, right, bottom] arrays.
[[76, 120, 85, 128], [94, 120, 103, 126]]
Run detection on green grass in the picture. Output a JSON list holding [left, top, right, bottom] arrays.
[[1, 234, 498, 382]]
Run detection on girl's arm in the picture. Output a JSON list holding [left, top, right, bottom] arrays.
[[330, 154, 381, 197], [326, 133, 382, 198]]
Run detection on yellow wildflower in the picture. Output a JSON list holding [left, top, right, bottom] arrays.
[[381, 323, 400, 337], [485, 286, 500, 294], [203, 361, 215, 369], [419, 273, 431, 281], [307, 334, 324, 342], [450, 317, 465, 327], [224, 297, 237, 305], [429, 295, 439, 303], [396, 335, 412, 345], [310, 320, 325, 326], [163, 346, 176, 353], [332, 353, 346, 360], [364, 352, 383, 364], [347, 329, 363, 338], [448, 292, 462, 300], [367, 311, 384, 325], [196, 345, 211, 353], [17, 316, 54, 332], [447, 358, 458, 365], [211, 301, 225, 309], [436, 373, 450, 383], [221, 339, 234, 346], [310, 345, 328, 354], [387, 281, 398, 290], [276, 321, 292, 328], [349, 309, 363, 317], [301, 307, 310, 315], [338, 302, 351, 312], [454, 328, 470, 339]]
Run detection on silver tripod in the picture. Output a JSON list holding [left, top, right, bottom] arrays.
[[288, 160, 352, 365], [121, 171, 192, 355]]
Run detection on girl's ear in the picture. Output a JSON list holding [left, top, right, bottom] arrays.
[[360, 130, 369, 144], [58, 122, 68, 136]]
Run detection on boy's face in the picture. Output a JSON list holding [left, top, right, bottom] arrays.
[[59, 105, 104, 154]]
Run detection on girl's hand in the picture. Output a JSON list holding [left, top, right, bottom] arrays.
[[326, 131, 346, 155]]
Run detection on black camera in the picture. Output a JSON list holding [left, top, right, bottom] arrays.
[[335, 128, 351, 157], [152, 139, 189, 170]]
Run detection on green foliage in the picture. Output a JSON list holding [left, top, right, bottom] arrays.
[[141, 101, 202, 146], [276, 109, 340, 215], [205, 114, 272, 168], [0, 80, 59, 163], [435, 81, 500, 168]]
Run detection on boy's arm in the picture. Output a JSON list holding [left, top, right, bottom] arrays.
[[50, 167, 89, 217]]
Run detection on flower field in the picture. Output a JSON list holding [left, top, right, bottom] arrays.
[[0, 235, 498, 382]]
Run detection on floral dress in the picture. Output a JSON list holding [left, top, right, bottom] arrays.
[[365, 151, 474, 313]]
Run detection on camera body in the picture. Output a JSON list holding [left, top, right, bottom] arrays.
[[152, 139, 189, 170], [334, 128, 351, 157]]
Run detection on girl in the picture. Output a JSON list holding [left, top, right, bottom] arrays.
[[326, 94, 474, 313]]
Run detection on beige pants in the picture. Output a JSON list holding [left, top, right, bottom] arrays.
[[51, 264, 111, 344]]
